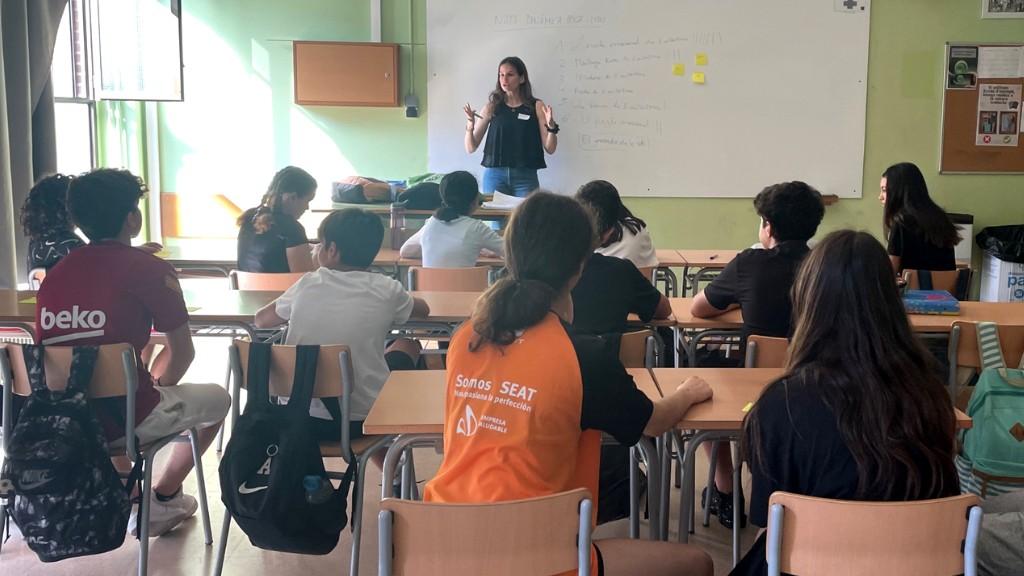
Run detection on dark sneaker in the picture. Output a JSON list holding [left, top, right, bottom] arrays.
[[700, 485, 720, 515], [717, 489, 747, 530]]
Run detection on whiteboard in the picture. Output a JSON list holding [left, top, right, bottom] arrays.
[[426, 0, 870, 198]]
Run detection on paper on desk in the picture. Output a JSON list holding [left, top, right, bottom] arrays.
[[481, 191, 525, 210], [20, 296, 36, 304]]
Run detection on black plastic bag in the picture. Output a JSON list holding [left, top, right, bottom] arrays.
[[976, 225, 1024, 264]]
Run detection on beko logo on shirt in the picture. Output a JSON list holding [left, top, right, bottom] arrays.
[[39, 306, 107, 344], [40, 306, 107, 330]]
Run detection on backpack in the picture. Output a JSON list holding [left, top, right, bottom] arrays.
[[960, 322, 1024, 485], [218, 342, 355, 554], [0, 345, 140, 562]]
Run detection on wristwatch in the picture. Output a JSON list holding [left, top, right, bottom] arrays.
[[546, 121, 560, 134]]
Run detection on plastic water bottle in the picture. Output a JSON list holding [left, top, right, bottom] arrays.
[[303, 475, 334, 505]]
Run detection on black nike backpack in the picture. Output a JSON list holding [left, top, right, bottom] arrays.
[[0, 345, 141, 562], [218, 342, 355, 554]]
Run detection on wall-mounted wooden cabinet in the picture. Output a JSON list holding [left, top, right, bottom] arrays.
[[293, 41, 399, 107]]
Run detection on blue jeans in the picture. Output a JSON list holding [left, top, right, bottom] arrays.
[[481, 167, 540, 198]]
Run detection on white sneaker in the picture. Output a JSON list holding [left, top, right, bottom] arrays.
[[128, 491, 199, 537]]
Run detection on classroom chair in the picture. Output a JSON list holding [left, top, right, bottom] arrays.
[[407, 266, 490, 291], [213, 340, 392, 576], [227, 270, 305, 291], [947, 321, 1024, 404], [743, 335, 789, 369], [378, 488, 593, 576], [903, 268, 972, 301], [0, 343, 213, 575], [765, 491, 982, 576], [27, 268, 46, 290], [618, 329, 657, 368]]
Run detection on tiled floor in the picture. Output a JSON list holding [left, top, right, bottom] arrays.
[[2, 330, 758, 576]]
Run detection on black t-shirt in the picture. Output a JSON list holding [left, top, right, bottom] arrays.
[[703, 241, 809, 339], [572, 253, 663, 335], [564, 323, 654, 445], [482, 101, 546, 170], [236, 208, 308, 273], [27, 231, 85, 271], [731, 374, 960, 576], [887, 221, 956, 272]]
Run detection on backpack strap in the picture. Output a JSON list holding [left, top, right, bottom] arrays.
[[66, 346, 98, 393], [976, 322, 1007, 372], [285, 344, 321, 415], [243, 342, 273, 413]]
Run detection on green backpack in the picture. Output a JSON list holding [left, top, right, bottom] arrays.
[[961, 322, 1024, 481]]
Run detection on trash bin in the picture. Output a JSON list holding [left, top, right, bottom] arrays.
[[976, 225, 1024, 302], [949, 213, 973, 263]]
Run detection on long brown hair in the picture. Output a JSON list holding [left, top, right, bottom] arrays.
[[238, 166, 316, 234], [575, 180, 646, 247], [882, 162, 959, 249], [488, 56, 537, 107], [745, 230, 957, 500], [470, 191, 594, 350]]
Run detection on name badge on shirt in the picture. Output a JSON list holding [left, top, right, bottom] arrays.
[[517, 113, 530, 120]]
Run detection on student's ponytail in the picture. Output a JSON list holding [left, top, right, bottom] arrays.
[[469, 191, 595, 351], [434, 171, 480, 223], [238, 166, 317, 234]]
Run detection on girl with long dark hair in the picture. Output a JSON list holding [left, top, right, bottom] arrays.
[[576, 179, 658, 271], [732, 230, 960, 575], [880, 162, 959, 273], [464, 56, 558, 197], [237, 166, 317, 273]]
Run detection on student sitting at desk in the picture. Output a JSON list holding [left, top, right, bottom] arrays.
[[424, 191, 714, 576], [576, 179, 658, 272], [255, 208, 429, 456], [237, 165, 317, 274], [571, 196, 670, 335], [20, 173, 85, 273], [879, 162, 959, 274], [37, 168, 231, 537], [690, 180, 824, 529], [732, 230, 959, 575], [399, 171, 504, 267]]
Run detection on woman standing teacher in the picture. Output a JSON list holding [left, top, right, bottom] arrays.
[[464, 56, 559, 198]]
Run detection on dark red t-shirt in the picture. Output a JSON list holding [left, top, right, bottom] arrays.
[[36, 240, 189, 438]]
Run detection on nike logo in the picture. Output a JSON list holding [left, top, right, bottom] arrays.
[[19, 477, 53, 491], [18, 471, 54, 491], [238, 482, 269, 495]]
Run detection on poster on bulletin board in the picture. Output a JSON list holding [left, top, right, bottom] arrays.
[[940, 42, 1024, 173]]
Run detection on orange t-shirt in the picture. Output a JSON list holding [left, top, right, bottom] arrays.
[[424, 313, 654, 575]]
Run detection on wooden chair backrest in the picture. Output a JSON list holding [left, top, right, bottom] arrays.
[[0, 342, 135, 398], [769, 491, 979, 575], [228, 270, 305, 291], [380, 488, 588, 576], [903, 268, 971, 300], [951, 321, 1024, 369], [745, 335, 789, 368], [234, 340, 349, 398], [408, 266, 489, 291], [618, 330, 653, 368]]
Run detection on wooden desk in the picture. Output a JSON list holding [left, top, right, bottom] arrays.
[[655, 249, 687, 268], [158, 243, 237, 277], [669, 298, 1024, 333], [316, 202, 512, 221], [678, 250, 740, 269]]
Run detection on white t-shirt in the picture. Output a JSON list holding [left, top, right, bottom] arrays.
[[274, 268, 414, 420], [399, 215, 504, 268], [595, 226, 658, 269]]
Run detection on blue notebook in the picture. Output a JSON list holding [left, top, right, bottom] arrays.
[[903, 290, 960, 315]]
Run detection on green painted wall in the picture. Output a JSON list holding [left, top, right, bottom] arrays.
[[160, 1, 1024, 261]]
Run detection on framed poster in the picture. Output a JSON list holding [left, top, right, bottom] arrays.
[[982, 0, 1024, 19]]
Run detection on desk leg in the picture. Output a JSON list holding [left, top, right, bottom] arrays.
[[731, 441, 742, 567], [678, 430, 739, 544], [629, 447, 640, 539], [380, 434, 440, 499]]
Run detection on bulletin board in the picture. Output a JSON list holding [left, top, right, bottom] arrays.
[[940, 43, 1024, 173]]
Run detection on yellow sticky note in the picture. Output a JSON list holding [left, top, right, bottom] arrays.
[[672, 63, 685, 76], [187, 306, 201, 313], [154, 250, 171, 259], [20, 296, 37, 305], [692, 72, 706, 85], [742, 402, 754, 413], [696, 52, 708, 66]]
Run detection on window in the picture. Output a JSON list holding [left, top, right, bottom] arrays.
[[52, 0, 95, 175]]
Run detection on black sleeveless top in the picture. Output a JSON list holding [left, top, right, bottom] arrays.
[[482, 101, 546, 170]]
